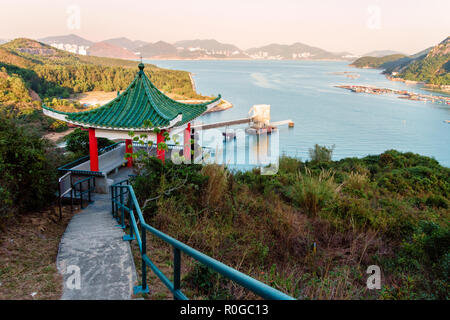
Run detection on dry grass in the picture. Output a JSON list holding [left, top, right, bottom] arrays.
[[345, 171, 369, 191], [0, 205, 76, 300], [200, 164, 229, 209]]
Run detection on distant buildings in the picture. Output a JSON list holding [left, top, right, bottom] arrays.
[[342, 54, 361, 59], [178, 46, 244, 57], [250, 51, 317, 60], [50, 43, 89, 55]]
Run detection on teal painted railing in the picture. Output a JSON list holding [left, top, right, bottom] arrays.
[[110, 178, 295, 300], [73, 176, 96, 209], [58, 142, 123, 176]]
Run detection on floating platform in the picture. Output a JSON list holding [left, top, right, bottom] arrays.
[[245, 126, 277, 135]]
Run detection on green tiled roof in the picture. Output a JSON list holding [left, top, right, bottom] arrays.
[[42, 64, 221, 130]]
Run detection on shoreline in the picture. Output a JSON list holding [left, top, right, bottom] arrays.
[[336, 84, 450, 105], [386, 75, 450, 93], [348, 64, 450, 93], [145, 57, 352, 62]]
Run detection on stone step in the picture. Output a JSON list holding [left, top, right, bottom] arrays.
[[57, 188, 137, 300]]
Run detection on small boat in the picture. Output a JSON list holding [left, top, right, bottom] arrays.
[[222, 132, 236, 141]]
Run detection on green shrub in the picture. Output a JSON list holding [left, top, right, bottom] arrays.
[[288, 168, 341, 217], [308, 144, 335, 163], [0, 115, 61, 224], [64, 128, 115, 155], [184, 262, 232, 300], [426, 195, 448, 209]]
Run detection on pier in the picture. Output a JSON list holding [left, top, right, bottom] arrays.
[[193, 105, 294, 133], [336, 85, 450, 105]]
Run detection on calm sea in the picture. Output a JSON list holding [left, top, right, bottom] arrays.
[[145, 60, 450, 167]]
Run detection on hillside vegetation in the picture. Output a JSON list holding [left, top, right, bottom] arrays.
[[0, 38, 207, 135], [350, 54, 407, 69], [351, 37, 449, 86], [131, 148, 449, 300], [399, 38, 450, 85], [0, 38, 205, 106]]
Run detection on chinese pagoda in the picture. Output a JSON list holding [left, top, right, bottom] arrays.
[[43, 63, 221, 171]]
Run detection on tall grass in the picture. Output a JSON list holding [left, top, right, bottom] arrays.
[[201, 164, 229, 209], [289, 168, 342, 217]]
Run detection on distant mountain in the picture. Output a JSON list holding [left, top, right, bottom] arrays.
[[137, 41, 178, 58], [38, 34, 93, 55], [0, 39, 9, 45], [39, 34, 93, 47], [87, 42, 137, 60], [363, 50, 405, 57], [246, 42, 352, 60], [103, 37, 149, 51]]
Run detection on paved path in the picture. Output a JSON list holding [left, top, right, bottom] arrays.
[[57, 169, 137, 300]]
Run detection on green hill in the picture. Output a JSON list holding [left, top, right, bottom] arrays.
[[0, 38, 204, 102], [351, 37, 449, 86], [350, 54, 407, 69], [399, 37, 450, 85]]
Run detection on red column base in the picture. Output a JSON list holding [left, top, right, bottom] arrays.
[[125, 139, 133, 167], [184, 123, 191, 163], [157, 130, 166, 163], [89, 128, 99, 172]]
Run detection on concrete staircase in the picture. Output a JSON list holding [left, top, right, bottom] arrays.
[[56, 169, 137, 300]]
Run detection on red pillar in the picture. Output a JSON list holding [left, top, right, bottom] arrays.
[[184, 123, 191, 163], [157, 130, 166, 162], [125, 139, 133, 167], [89, 128, 99, 172]]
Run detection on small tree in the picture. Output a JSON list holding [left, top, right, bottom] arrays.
[[308, 144, 335, 163], [0, 115, 62, 224]]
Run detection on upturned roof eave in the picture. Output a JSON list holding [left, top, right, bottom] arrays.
[[41, 64, 222, 129]]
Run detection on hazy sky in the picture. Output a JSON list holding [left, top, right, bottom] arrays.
[[1, 0, 449, 55]]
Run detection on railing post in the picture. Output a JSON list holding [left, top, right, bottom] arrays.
[[119, 187, 125, 228], [141, 224, 148, 292], [70, 188, 73, 214], [129, 198, 134, 239], [80, 183, 83, 209], [114, 187, 118, 218], [111, 186, 115, 217], [88, 178, 92, 203], [174, 247, 181, 299], [58, 180, 62, 220], [133, 217, 149, 295]]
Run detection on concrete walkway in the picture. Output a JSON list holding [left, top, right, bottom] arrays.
[[56, 168, 137, 300]]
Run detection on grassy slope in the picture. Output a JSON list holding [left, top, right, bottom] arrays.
[[0, 205, 76, 299], [131, 150, 449, 300]]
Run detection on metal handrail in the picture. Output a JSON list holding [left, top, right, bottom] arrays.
[[58, 172, 73, 219], [58, 142, 123, 175], [111, 180, 295, 300], [73, 176, 96, 209]]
